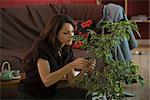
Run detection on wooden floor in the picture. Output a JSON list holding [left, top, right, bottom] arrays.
[[125, 45, 150, 100]]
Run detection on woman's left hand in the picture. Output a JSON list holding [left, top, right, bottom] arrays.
[[81, 59, 96, 75], [88, 59, 96, 69]]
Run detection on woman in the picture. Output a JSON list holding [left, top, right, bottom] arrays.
[[18, 14, 94, 100]]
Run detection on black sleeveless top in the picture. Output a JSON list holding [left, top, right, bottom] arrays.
[[19, 40, 73, 99]]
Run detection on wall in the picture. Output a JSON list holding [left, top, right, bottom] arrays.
[[0, 0, 96, 8]]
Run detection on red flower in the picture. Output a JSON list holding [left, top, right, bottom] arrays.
[[78, 41, 83, 46], [86, 19, 93, 26], [81, 22, 87, 28], [78, 32, 83, 35], [72, 19, 95, 49], [72, 41, 84, 49], [83, 33, 88, 39], [81, 19, 93, 29]]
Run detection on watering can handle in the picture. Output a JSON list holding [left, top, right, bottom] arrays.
[[1, 61, 11, 71]]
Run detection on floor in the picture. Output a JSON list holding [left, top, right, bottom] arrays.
[[125, 45, 150, 100]]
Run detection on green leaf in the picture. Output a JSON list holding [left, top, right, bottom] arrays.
[[74, 20, 143, 100]]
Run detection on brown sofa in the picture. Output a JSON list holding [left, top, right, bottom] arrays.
[[0, 3, 104, 99], [0, 3, 104, 72]]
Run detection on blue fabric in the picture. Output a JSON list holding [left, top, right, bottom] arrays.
[[96, 3, 140, 61]]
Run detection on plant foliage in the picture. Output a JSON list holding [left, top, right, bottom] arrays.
[[73, 21, 144, 100]]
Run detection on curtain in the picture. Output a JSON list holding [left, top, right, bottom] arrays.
[[0, 0, 96, 8]]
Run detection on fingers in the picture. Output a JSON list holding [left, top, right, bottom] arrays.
[[88, 59, 96, 69], [72, 57, 89, 69], [80, 67, 94, 75], [80, 68, 89, 73], [89, 59, 96, 65], [72, 58, 96, 70]]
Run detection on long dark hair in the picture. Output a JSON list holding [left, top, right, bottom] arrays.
[[38, 14, 75, 50], [23, 14, 75, 64]]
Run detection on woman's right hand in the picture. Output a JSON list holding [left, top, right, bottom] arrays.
[[71, 57, 89, 69]]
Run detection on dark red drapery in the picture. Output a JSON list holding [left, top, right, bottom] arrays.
[[0, 0, 96, 8]]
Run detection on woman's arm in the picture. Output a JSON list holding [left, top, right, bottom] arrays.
[[37, 57, 89, 87], [67, 68, 91, 87], [67, 60, 96, 87]]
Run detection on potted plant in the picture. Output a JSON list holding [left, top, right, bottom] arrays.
[[73, 21, 144, 100]]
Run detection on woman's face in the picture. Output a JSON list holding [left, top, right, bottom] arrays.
[[58, 23, 74, 46]]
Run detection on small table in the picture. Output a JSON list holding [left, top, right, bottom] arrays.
[[1, 73, 26, 99], [1, 73, 26, 88]]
